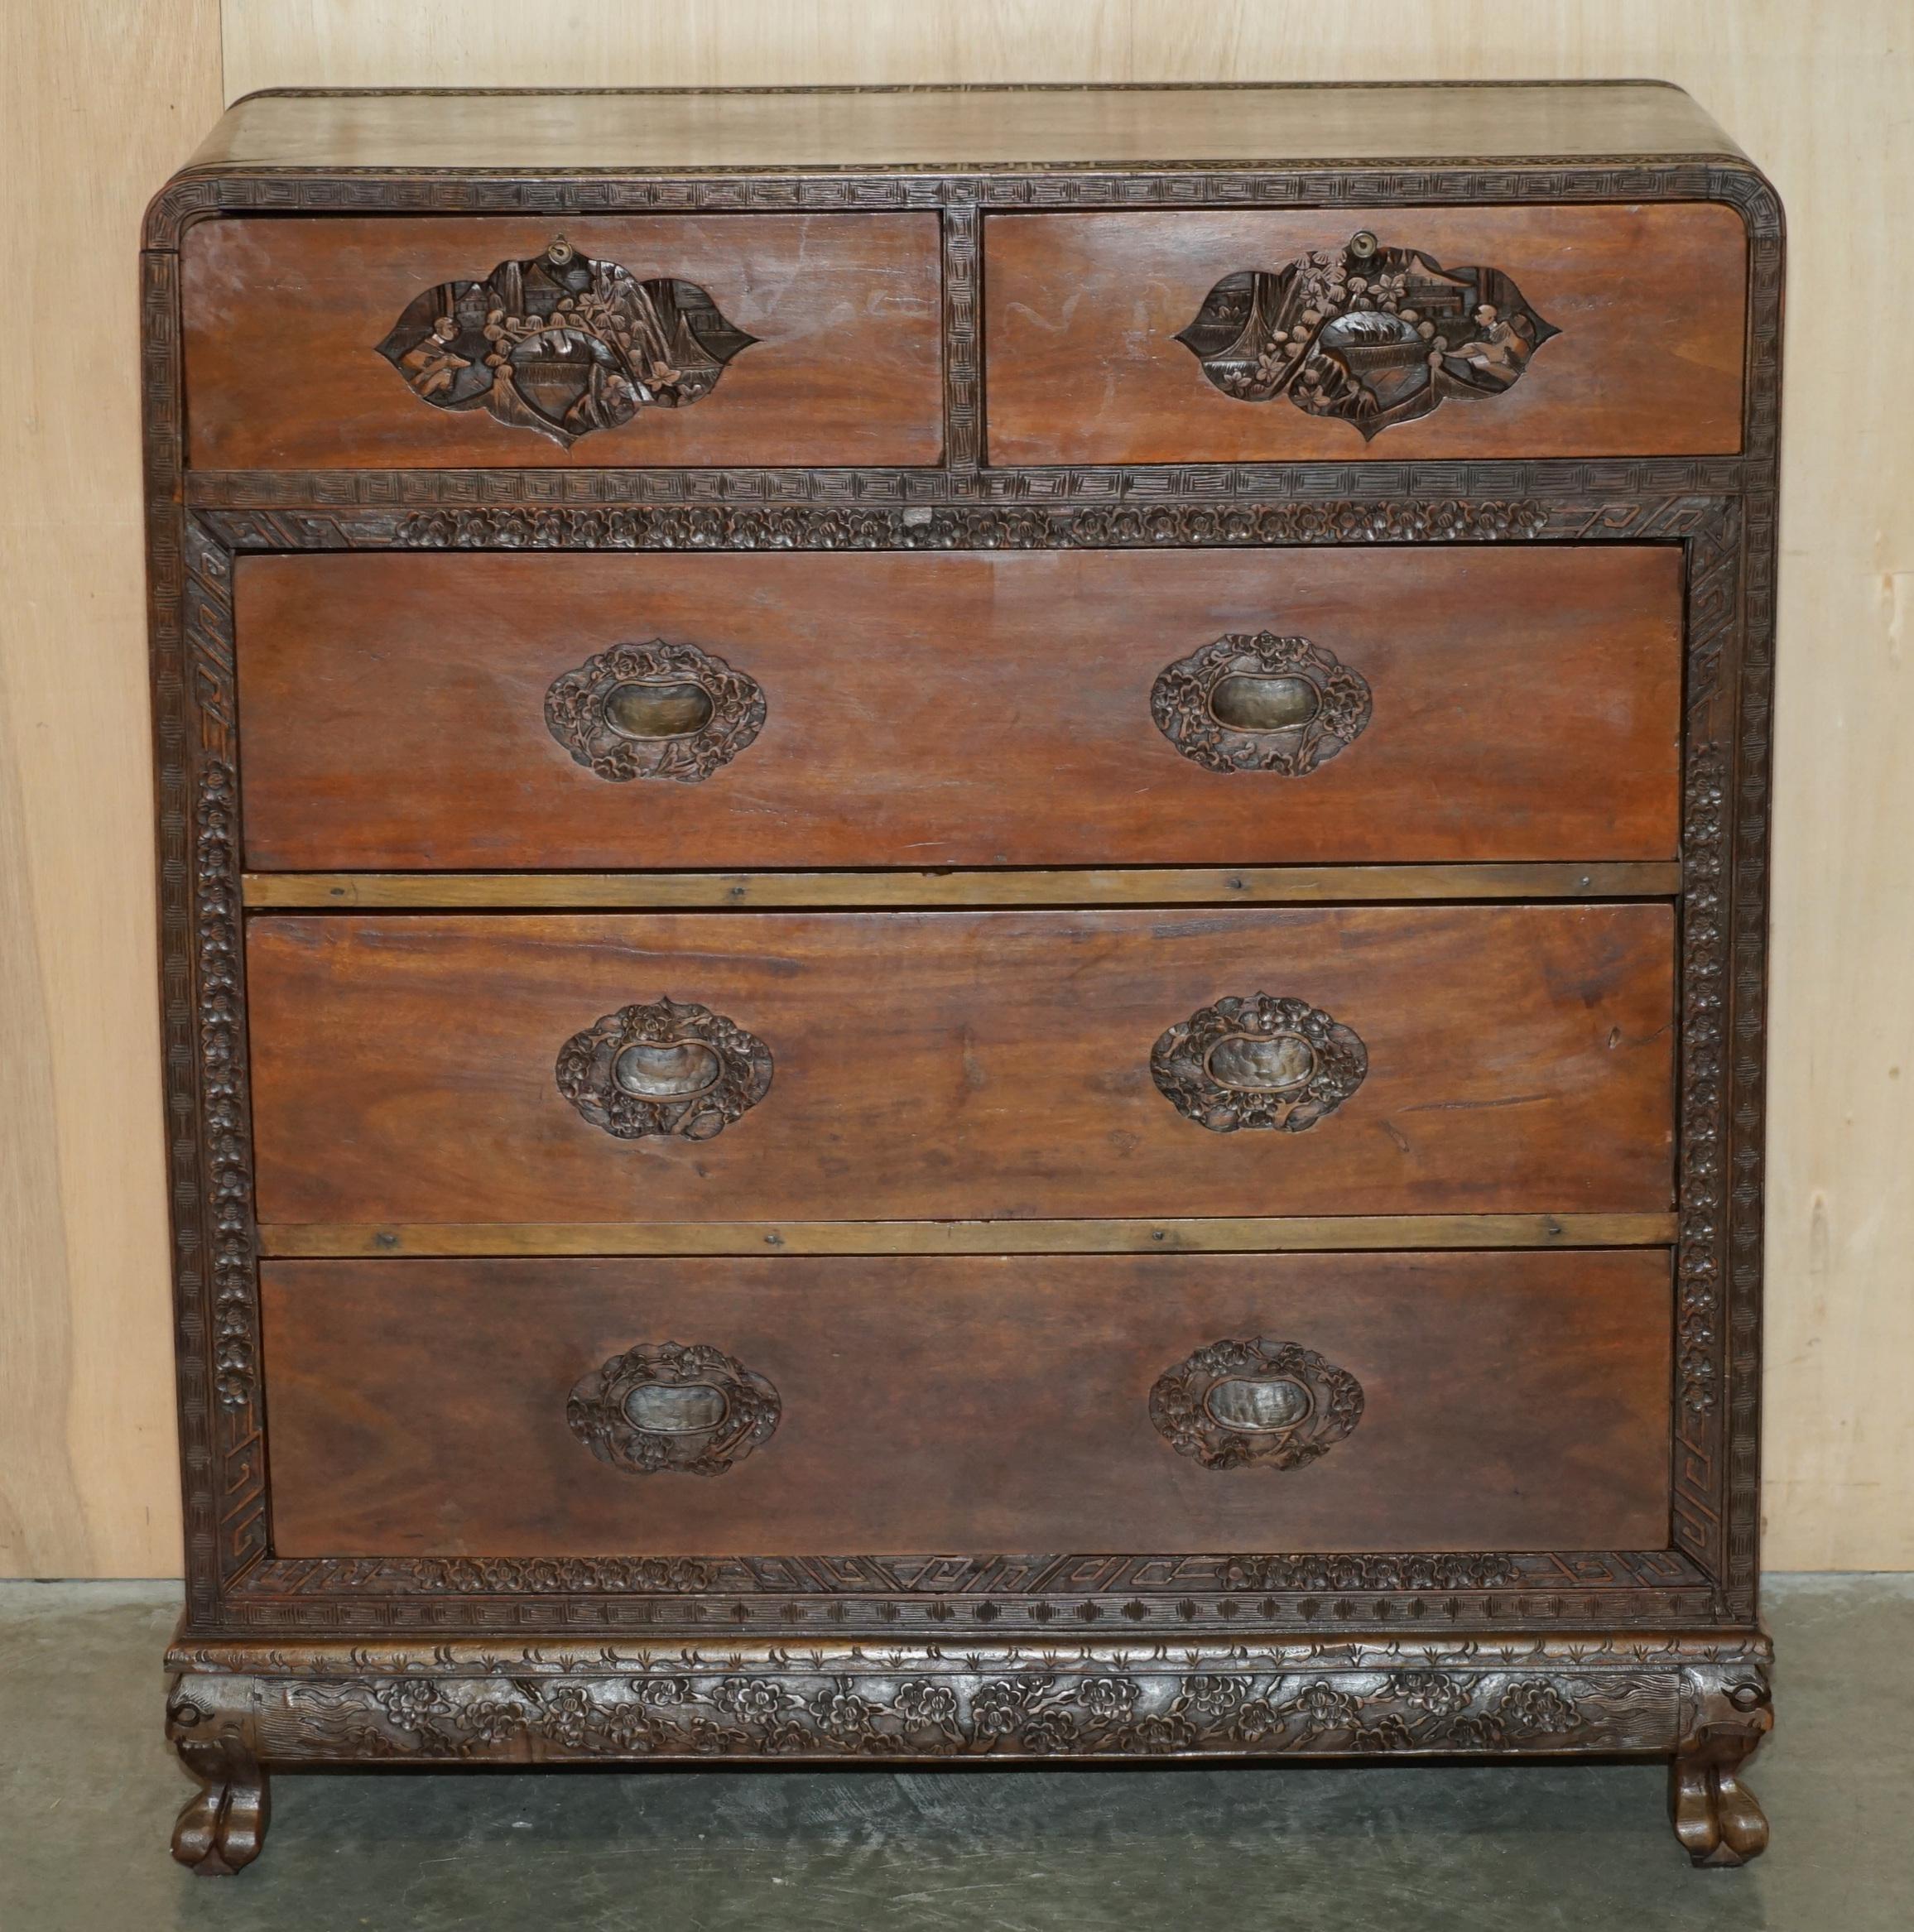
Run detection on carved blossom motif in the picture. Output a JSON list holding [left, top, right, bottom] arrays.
[[265, 1666, 1603, 1761], [377, 235, 755, 448], [1152, 631, 1373, 775], [569, 1341, 781, 1477], [1152, 993, 1368, 1133], [1218, 1552, 1522, 1592], [248, 497, 1559, 555], [196, 761, 256, 1410], [545, 638, 767, 782], [1177, 230, 1557, 439], [555, 997, 772, 1142], [1150, 1338, 1364, 1471]]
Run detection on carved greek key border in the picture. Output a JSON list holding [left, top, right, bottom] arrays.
[[218, 1548, 1715, 1637]]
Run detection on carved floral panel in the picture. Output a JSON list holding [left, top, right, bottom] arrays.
[[226, 1665, 1646, 1761]]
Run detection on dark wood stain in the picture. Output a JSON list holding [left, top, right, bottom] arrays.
[[244, 905, 1676, 1225], [262, 1249, 1675, 1557]]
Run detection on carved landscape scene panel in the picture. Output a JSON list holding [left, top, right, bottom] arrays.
[[984, 203, 1749, 463]]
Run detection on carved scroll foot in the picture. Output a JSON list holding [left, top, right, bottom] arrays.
[[1670, 1755, 1769, 1866], [1671, 1661, 1772, 1866], [171, 1736, 270, 1876]]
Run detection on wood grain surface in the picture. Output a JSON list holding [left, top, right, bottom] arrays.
[[257, 1213, 1681, 1257], [181, 213, 945, 469], [235, 548, 1685, 871], [245, 906, 1676, 1225], [261, 1250, 1675, 1557], [188, 79, 1743, 171], [985, 204, 1748, 464], [241, 863, 1686, 911]]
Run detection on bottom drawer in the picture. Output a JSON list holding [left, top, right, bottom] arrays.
[[262, 1252, 1671, 1559]]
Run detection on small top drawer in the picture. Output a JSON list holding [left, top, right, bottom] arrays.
[[180, 213, 945, 469], [984, 204, 1748, 464]]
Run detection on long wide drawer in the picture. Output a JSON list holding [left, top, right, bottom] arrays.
[[234, 546, 1684, 871], [181, 213, 945, 469], [246, 905, 1675, 1226], [984, 204, 1748, 463], [262, 1251, 1673, 1558]]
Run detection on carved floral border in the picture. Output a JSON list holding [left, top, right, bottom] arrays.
[[164, 1637, 1771, 1770]]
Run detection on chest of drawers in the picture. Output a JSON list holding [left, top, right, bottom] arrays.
[[146, 82, 1782, 1873]]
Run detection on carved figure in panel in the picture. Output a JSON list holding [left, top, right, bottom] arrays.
[[1150, 1338, 1364, 1470], [545, 639, 767, 782], [1152, 992, 1368, 1133], [569, 1341, 781, 1477], [555, 996, 773, 1141], [1152, 631, 1373, 775], [1176, 230, 1557, 439], [377, 235, 756, 448]]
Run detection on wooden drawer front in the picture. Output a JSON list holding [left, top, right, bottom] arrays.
[[247, 906, 1673, 1226], [180, 214, 944, 469], [985, 205, 1748, 464], [262, 1251, 1673, 1557], [236, 546, 1682, 871]]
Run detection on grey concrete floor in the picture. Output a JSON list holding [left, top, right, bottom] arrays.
[[1, 1575, 1907, 1930]]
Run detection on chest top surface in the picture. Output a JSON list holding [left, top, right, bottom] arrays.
[[175, 81, 1746, 177]]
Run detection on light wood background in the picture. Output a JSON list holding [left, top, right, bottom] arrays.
[[2, 1, 1907, 1575]]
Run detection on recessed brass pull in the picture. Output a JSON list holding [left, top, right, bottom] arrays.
[[555, 997, 772, 1141], [1152, 632, 1372, 775]]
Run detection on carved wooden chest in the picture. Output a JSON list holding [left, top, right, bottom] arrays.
[[146, 84, 1781, 1871]]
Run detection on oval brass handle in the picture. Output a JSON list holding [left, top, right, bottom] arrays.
[[569, 1341, 781, 1476], [555, 997, 772, 1141], [546, 639, 767, 783], [1151, 992, 1367, 1133], [1152, 631, 1371, 775], [1150, 1338, 1363, 1470]]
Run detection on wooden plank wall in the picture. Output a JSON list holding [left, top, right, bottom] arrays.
[[1, 0, 1906, 1572], [0, 0, 223, 1576]]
